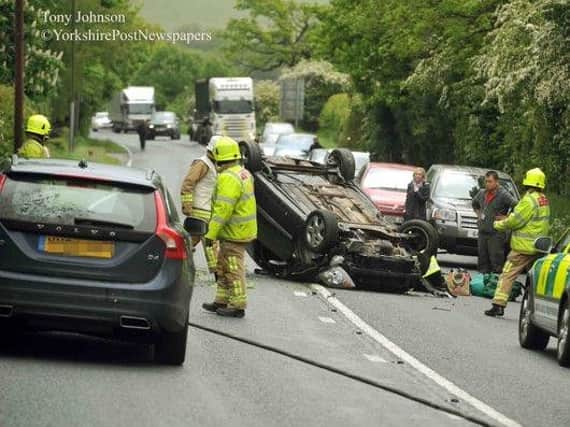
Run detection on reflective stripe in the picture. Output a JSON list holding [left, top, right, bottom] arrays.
[[217, 195, 238, 204], [512, 231, 541, 240], [537, 256, 556, 296], [553, 257, 570, 299], [545, 254, 565, 296], [211, 215, 227, 225], [228, 214, 257, 224], [181, 194, 193, 202]]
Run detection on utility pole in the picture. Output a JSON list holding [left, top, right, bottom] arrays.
[[69, 0, 77, 151], [13, 0, 24, 153]]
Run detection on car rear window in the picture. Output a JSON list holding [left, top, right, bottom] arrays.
[[0, 174, 157, 232]]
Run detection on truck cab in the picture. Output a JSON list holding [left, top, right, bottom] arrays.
[[194, 78, 256, 145]]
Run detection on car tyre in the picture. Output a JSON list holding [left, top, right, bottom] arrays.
[[304, 209, 338, 253], [399, 219, 439, 257], [239, 141, 263, 173], [557, 299, 570, 367], [327, 148, 356, 182], [519, 290, 550, 350], [155, 318, 188, 365]]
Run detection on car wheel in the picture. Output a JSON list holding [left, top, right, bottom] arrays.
[[304, 209, 338, 253], [399, 219, 439, 257], [155, 319, 188, 365], [519, 290, 550, 350], [327, 148, 355, 182], [239, 141, 263, 173], [557, 299, 570, 366]]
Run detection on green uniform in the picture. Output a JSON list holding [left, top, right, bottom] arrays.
[[492, 191, 550, 307], [18, 138, 47, 159], [205, 164, 257, 309]]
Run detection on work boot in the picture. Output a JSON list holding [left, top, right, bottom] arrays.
[[216, 307, 245, 318], [484, 304, 504, 317], [202, 302, 227, 313]]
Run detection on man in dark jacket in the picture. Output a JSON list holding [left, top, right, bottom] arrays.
[[472, 171, 518, 274], [404, 167, 430, 221]]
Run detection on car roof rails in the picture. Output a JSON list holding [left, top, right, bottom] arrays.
[[78, 159, 88, 169]]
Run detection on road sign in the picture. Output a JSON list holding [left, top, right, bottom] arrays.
[[280, 79, 304, 127]]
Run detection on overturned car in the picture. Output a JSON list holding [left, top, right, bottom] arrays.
[[239, 142, 439, 292]]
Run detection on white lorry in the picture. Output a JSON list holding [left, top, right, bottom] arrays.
[[193, 77, 256, 145], [109, 86, 155, 133]]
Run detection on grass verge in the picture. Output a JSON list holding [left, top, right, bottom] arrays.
[[47, 129, 127, 165]]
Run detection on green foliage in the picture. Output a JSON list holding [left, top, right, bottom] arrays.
[[222, 0, 325, 72], [254, 80, 280, 128], [0, 85, 38, 159], [0, 0, 64, 99], [280, 60, 349, 130]]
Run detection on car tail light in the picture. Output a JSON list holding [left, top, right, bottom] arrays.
[[154, 191, 187, 260], [0, 174, 6, 193]]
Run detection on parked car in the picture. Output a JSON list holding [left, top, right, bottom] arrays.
[[238, 142, 438, 292], [0, 158, 194, 365], [147, 111, 181, 140], [260, 122, 295, 156], [91, 112, 112, 131], [310, 149, 370, 178], [273, 133, 317, 159], [359, 163, 417, 226], [426, 165, 520, 255], [519, 230, 570, 366]]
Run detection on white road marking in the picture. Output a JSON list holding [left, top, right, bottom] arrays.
[[318, 316, 336, 324], [311, 284, 522, 427], [363, 354, 387, 363], [294, 291, 308, 297], [119, 143, 133, 167]]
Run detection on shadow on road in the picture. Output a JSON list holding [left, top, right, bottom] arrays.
[[0, 330, 157, 366]]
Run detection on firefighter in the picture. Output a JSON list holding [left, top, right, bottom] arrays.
[[484, 168, 550, 317], [180, 136, 220, 272], [19, 114, 51, 159], [202, 137, 257, 318]]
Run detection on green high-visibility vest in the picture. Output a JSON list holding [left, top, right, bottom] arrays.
[[495, 191, 550, 254], [205, 164, 257, 243]]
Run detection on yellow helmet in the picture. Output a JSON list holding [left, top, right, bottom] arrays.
[[212, 136, 241, 162], [25, 114, 51, 136], [522, 168, 546, 190]]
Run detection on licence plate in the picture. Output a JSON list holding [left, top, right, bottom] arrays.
[[467, 229, 479, 238], [38, 236, 115, 259]]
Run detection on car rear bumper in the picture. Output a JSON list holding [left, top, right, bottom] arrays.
[[0, 264, 193, 342]]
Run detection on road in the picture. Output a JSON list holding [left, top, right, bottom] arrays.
[[0, 132, 568, 427]]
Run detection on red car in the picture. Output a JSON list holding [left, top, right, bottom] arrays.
[[359, 163, 418, 225]]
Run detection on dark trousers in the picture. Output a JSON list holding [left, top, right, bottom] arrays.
[[478, 232, 506, 274]]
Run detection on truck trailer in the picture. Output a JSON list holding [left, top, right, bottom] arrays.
[[109, 86, 155, 133]]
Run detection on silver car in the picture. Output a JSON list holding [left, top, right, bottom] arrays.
[[426, 165, 520, 255]]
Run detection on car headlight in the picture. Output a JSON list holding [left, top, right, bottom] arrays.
[[432, 208, 457, 221], [166, 124, 172, 128], [149, 124, 154, 129]]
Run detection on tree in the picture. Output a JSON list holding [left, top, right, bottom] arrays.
[[222, 0, 323, 72]]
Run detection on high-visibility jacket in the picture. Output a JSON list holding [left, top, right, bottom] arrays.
[[18, 139, 48, 159], [180, 155, 217, 222], [205, 164, 257, 243], [494, 191, 550, 255]]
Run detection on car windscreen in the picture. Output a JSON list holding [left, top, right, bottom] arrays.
[[264, 124, 294, 136], [152, 112, 175, 122], [129, 103, 154, 114], [363, 168, 413, 192], [275, 135, 315, 149], [96, 112, 109, 118], [0, 175, 157, 233], [434, 172, 518, 200], [214, 100, 253, 114]]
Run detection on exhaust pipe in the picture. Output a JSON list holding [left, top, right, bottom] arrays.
[[0, 305, 14, 318], [120, 315, 151, 330]]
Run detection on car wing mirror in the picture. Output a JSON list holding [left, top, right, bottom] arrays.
[[184, 217, 208, 236], [534, 236, 553, 254]]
